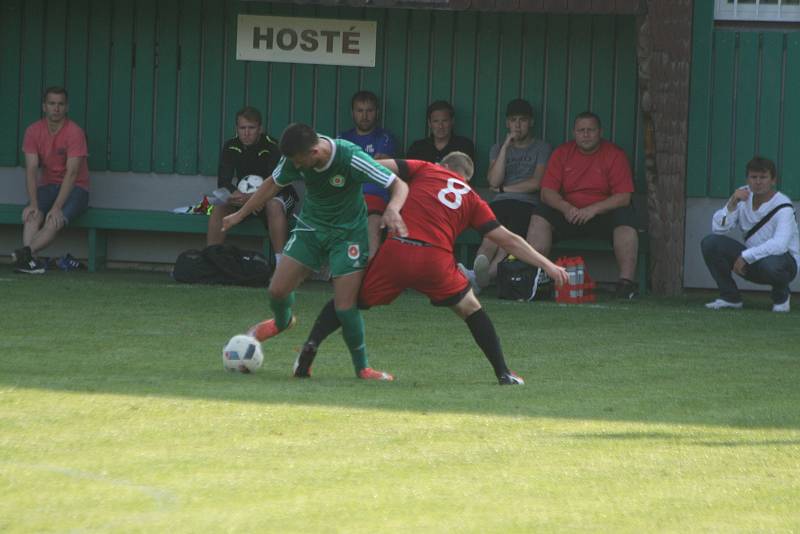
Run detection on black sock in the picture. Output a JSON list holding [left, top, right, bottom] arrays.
[[16, 246, 32, 261], [296, 299, 341, 373], [465, 309, 509, 378]]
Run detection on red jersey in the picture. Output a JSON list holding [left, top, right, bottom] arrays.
[[540, 140, 633, 208], [396, 160, 497, 252]]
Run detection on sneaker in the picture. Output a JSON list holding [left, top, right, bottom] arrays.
[[705, 298, 743, 310], [247, 315, 297, 342], [773, 295, 791, 313], [615, 278, 638, 300], [57, 253, 85, 272], [14, 256, 45, 275], [498, 371, 525, 385], [473, 254, 490, 289], [357, 367, 394, 381], [458, 263, 480, 294], [292, 342, 317, 378], [292, 355, 312, 378]]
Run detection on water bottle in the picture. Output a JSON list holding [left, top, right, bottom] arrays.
[[567, 258, 578, 301]]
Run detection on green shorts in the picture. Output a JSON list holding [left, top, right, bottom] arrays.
[[283, 218, 369, 277]]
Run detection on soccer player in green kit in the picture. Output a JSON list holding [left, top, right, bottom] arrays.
[[222, 123, 409, 380]]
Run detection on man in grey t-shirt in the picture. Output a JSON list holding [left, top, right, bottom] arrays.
[[462, 99, 551, 291]]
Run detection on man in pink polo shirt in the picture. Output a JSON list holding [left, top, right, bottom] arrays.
[[528, 111, 640, 299], [13, 86, 90, 274]]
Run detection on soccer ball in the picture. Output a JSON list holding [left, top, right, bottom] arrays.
[[222, 334, 264, 373], [237, 174, 264, 194]]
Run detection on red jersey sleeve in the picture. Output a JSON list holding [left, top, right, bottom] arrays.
[[468, 194, 499, 231]]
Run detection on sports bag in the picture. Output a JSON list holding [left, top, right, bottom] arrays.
[[496, 256, 551, 301], [172, 245, 272, 286]]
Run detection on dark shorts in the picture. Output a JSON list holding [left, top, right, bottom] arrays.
[[534, 203, 638, 243], [37, 184, 89, 223], [254, 185, 298, 226], [359, 237, 470, 308], [489, 199, 537, 237], [275, 185, 299, 214]]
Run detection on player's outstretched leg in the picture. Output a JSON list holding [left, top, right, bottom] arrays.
[[293, 299, 341, 377], [248, 292, 297, 342], [336, 306, 394, 381], [464, 308, 524, 386]]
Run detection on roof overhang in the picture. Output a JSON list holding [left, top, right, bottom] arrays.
[[246, 0, 647, 14]]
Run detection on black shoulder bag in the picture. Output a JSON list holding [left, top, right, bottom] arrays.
[[744, 203, 794, 241]]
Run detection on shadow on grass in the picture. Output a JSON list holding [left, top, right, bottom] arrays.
[[2, 270, 799, 430], [568, 432, 800, 446]]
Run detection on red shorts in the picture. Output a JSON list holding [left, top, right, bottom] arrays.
[[359, 238, 470, 307], [364, 193, 388, 215]]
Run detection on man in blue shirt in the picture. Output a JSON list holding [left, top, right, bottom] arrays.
[[339, 90, 398, 259]]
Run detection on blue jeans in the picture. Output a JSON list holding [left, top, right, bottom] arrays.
[[701, 234, 797, 304]]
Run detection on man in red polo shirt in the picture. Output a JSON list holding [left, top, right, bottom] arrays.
[[13, 86, 90, 274], [528, 111, 640, 299]]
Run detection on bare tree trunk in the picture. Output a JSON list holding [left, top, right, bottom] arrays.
[[636, 1, 692, 295]]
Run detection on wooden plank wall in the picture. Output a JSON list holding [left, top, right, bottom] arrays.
[[687, 4, 800, 199], [0, 0, 641, 188]]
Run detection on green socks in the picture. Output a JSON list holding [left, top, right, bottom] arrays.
[[335, 306, 369, 373], [269, 291, 296, 330]]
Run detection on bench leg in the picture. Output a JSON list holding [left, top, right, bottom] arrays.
[[637, 248, 647, 296], [88, 228, 107, 272]]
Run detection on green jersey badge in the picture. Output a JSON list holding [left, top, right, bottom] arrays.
[[329, 174, 346, 187]]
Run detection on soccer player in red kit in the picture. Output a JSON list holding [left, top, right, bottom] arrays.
[[292, 152, 568, 385]]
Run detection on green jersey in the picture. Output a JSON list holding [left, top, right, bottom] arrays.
[[273, 137, 396, 232]]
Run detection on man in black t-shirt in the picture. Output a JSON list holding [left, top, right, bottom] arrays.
[[207, 106, 298, 266], [407, 100, 475, 164]]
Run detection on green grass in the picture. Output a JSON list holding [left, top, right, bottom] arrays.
[[1, 270, 798, 532]]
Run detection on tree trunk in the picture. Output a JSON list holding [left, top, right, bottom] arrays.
[[636, 1, 693, 295]]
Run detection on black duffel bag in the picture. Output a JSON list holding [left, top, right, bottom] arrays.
[[495, 256, 551, 301], [172, 244, 272, 287]]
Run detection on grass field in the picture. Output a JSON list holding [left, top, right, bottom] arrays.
[[1, 270, 799, 532]]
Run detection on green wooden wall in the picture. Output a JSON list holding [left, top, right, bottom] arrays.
[[688, 3, 800, 199], [0, 0, 640, 188]]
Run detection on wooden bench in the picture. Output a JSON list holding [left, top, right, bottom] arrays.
[[2, 203, 648, 293], [453, 228, 649, 295], [0, 204, 271, 272]]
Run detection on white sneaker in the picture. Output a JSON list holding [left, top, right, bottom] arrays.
[[773, 295, 791, 313], [473, 254, 490, 289], [705, 299, 743, 310], [458, 263, 480, 294]]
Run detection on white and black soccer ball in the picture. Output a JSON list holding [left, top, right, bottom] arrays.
[[237, 174, 264, 194], [222, 334, 264, 373]]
